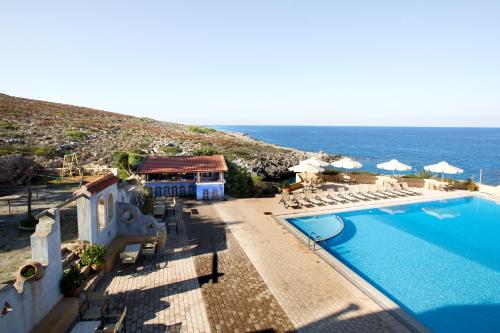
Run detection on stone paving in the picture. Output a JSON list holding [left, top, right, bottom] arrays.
[[98, 209, 211, 333], [183, 202, 294, 333], [211, 196, 420, 333]]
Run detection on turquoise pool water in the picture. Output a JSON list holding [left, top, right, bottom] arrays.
[[287, 196, 500, 333]]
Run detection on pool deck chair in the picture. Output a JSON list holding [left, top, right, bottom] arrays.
[[376, 184, 400, 198], [293, 191, 312, 207], [401, 182, 422, 195], [327, 188, 349, 204], [352, 185, 378, 200], [316, 189, 336, 204], [366, 184, 390, 199], [279, 192, 300, 209], [304, 190, 324, 205], [388, 183, 411, 196], [343, 186, 367, 201], [335, 187, 357, 202]]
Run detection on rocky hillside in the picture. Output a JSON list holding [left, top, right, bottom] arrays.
[[0, 93, 325, 179]]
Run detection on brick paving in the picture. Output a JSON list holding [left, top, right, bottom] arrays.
[[183, 202, 294, 333], [211, 197, 417, 333]]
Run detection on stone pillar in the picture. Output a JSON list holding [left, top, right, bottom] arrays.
[[76, 194, 98, 244]]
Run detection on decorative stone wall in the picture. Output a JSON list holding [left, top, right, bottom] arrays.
[[0, 209, 63, 333]]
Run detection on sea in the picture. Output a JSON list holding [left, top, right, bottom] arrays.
[[213, 126, 500, 185]]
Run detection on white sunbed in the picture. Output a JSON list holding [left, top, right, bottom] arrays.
[[316, 189, 336, 204], [376, 184, 400, 198], [401, 182, 422, 195], [336, 187, 360, 202], [327, 188, 348, 203], [304, 190, 323, 205], [293, 192, 312, 207], [279, 192, 300, 209], [366, 184, 390, 199], [352, 185, 379, 200]]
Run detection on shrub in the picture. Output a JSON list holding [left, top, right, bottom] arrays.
[[34, 146, 57, 158], [225, 159, 255, 197], [128, 152, 144, 166], [465, 178, 479, 192], [193, 146, 219, 156], [160, 146, 182, 156], [0, 120, 19, 130], [187, 126, 216, 134], [112, 151, 130, 180], [60, 266, 84, 295], [65, 130, 86, 141], [80, 244, 106, 267], [418, 170, 432, 179]]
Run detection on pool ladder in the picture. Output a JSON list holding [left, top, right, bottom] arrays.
[[308, 232, 324, 251]]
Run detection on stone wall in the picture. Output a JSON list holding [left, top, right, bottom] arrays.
[[0, 209, 63, 333]]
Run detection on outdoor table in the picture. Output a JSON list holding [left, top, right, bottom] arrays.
[[120, 243, 141, 264], [0, 194, 22, 215]]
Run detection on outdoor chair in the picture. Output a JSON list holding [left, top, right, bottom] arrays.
[[388, 184, 410, 196], [80, 291, 109, 322], [365, 184, 389, 199], [293, 192, 311, 207], [97, 306, 127, 333], [376, 184, 399, 198], [353, 185, 378, 200], [279, 192, 300, 209], [316, 189, 335, 204], [401, 182, 422, 195], [327, 188, 348, 203], [395, 183, 418, 196], [336, 187, 359, 202], [304, 190, 323, 205]]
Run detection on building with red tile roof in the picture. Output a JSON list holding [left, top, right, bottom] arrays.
[[137, 155, 227, 200]]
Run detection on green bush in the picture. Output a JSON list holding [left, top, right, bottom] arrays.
[[80, 244, 106, 267], [128, 152, 144, 166], [465, 178, 479, 192], [160, 146, 182, 156], [0, 120, 19, 130], [65, 130, 86, 141], [418, 170, 432, 179], [34, 146, 57, 158], [193, 145, 219, 156], [60, 265, 84, 295], [187, 126, 216, 134], [225, 159, 255, 197], [112, 151, 130, 180]]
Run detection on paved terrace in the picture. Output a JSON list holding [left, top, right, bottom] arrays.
[[94, 188, 470, 332]]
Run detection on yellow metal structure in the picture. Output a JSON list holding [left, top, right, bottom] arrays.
[[60, 153, 82, 179]]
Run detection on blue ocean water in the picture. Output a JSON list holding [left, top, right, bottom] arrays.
[[214, 126, 500, 183], [287, 197, 500, 333]]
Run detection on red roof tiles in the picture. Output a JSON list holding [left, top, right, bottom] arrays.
[[137, 155, 228, 174], [85, 173, 118, 193]]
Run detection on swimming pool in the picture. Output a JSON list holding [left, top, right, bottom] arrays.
[[286, 196, 500, 333]]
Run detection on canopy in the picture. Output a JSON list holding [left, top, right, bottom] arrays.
[[424, 161, 463, 174], [288, 163, 325, 173], [330, 157, 362, 170], [377, 159, 412, 174], [424, 161, 463, 180], [299, 157, 329, 167]]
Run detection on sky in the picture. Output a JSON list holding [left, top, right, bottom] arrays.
[[1, 1, 499, 127]]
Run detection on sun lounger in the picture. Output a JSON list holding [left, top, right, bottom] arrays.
[[316, 189, 336, 204], [352, 185, 378, 200], [401, 182, 422, 195], [366, 184, 390, 199], [376, 184, 400, 197], [304, 190, 324, 205], [336, 187, 359, 202], [393, 183, 417, 196], [279, 192, 300, 209], [387, 184, 410, 196], [344, 186, 368, 201], [293, 192, 312, 207], [326, 188, 348, 203]]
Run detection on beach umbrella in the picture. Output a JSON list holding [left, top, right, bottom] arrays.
[[424, 161, 463, 181], [299, 157, 330, 167], [289, 163, 325, 183], [377, 159, 412, 175], [330, 157, 363, 171], [288, 163, 325, 173]]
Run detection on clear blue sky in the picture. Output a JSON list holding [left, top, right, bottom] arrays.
[[1, 1, 499, 126]]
